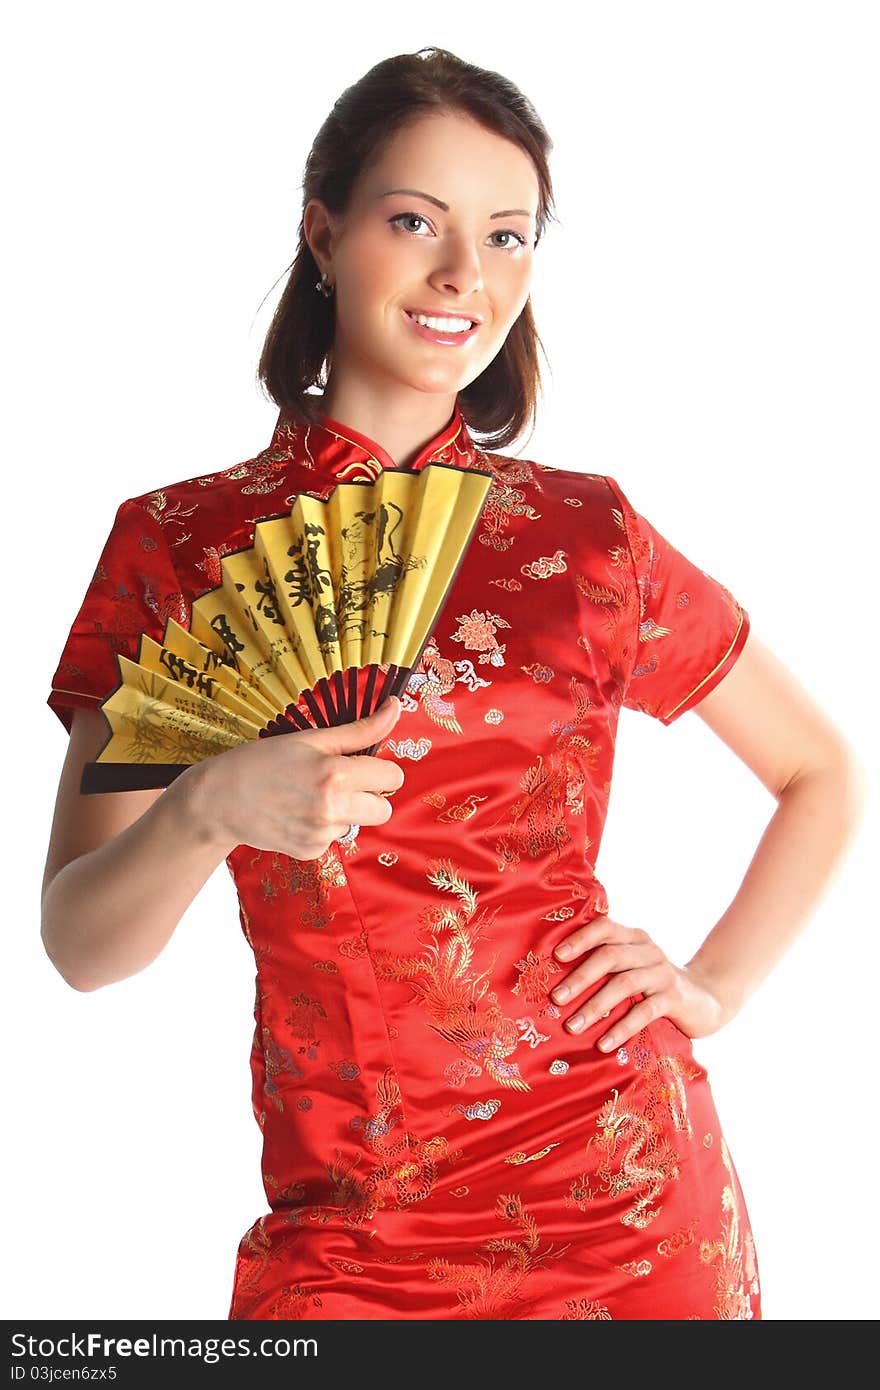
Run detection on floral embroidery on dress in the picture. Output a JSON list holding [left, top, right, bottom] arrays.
[[450, 608, 511, 666], [510, 949, 563, 1017], [476, 468, 543, 553], [561, 1297, 613, 1320]]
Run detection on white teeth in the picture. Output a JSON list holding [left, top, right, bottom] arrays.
[[406, 311, 474, 333]]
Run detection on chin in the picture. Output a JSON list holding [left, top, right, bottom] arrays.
[[395, 366, 470, 396]]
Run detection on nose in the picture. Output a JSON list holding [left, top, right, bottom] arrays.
[[428, 235, 485, 299]]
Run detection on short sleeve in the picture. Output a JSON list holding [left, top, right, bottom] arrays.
[[47, 498, 185, 735], [605, 475, 750, 725]]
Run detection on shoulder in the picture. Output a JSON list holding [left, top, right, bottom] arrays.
[[476, 447, 621, 506], [124, 439, 291, 520], [474, 450, 633, 565], [115, 441, 299, 597]]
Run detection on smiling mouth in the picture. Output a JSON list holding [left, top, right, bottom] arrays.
[[402, 308, 480, 342]]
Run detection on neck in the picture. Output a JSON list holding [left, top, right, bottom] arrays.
[[318, 378, 459, 471]]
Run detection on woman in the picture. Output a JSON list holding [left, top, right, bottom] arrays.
[[42, 47, 864, 1320]]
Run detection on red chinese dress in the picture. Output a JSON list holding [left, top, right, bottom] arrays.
[[48, 402, 760, 1320]]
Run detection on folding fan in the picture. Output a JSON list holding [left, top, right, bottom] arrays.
[[79, 460, 493, 794]]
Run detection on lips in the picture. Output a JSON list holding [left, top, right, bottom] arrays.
[[401, 309, 480, 346]]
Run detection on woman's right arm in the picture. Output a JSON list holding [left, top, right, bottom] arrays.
[[41, 707, 239, 992], [41, 698, 404, 992]]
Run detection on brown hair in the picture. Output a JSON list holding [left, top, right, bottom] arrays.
[[256, 46, 557, 452]]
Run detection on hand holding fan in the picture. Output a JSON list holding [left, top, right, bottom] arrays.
[[80, 460, 493, 793]]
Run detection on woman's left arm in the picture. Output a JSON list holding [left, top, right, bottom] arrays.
[[550, 632, 869, 1048]]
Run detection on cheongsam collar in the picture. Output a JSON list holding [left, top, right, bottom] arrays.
[[266, 398, 481, 482]]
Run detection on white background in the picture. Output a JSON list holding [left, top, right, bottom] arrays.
[[4, 0, 877, 1321]]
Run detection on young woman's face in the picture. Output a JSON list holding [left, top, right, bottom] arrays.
[[306, 110, 541, 402]]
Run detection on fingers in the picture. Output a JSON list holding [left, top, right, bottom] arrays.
[[350, 755, 406, 796], [333, 759, 404, 823], [593, 993, 676, 1054], [315, 736, 405, 800], [558, 967, 658, 1035], [551, 941, 658, 1008], [553, 915, 648, 962], [548, 917, 673, 1051], [347, 786, 400, 828]]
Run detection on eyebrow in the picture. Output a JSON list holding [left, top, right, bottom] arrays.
[[379, 188, 534, 220]]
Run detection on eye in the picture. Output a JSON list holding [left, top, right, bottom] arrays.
[[489, 229, 527, 249], [388, 212, 432, 235], [388, 213, 527, 250]]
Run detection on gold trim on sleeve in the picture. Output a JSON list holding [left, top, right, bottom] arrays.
[[664, 607, 747, 721]]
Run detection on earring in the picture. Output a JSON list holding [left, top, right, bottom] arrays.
[[315, 272, 335, 299]]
